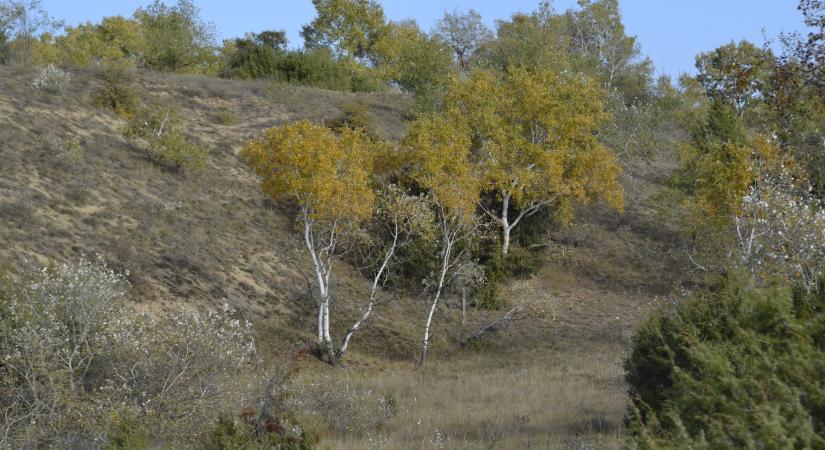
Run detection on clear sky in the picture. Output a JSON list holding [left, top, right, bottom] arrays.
[[40, 0, 809, 77]]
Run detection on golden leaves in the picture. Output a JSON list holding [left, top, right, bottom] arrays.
[[403, 114, 480, 220], [240, 120, 375, 224]]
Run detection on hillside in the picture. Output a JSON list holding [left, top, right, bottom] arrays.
[[0, 65, 689, 448]]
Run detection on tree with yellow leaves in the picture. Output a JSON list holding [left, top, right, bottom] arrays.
[[444, 67, 624, 254], [241, 121, 374, 364], [403, 113, 482, 365]]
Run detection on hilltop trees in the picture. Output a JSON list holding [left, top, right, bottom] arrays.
[[134, 0, 216, 73], [0, 0, 60, 64], [301, 0, 388, 62], [372, 19, 454, 104], [433, 9, 493, 71]]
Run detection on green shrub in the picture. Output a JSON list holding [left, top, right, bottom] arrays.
[[475, 247, 543, 310], [216, 109, 237, 125], [92, 59, 140, 116], [201, 414, 317, 450], [124, 104, 207, 172], [624, 276, 825, 449], [221, 41, 382, 93], [106, 413, 149, 450], [331, 102, 375, 137]]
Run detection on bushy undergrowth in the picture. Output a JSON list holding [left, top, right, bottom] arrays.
[[124, 104, 207, 172], [31, 63, 71, 92], [91, 59, 141, 116], [475, 247, 544, 310], [0, 258, 260, 448], [287, 378, 397, 435], [223, 46, 382, 93], [624, 276, 825, 449]]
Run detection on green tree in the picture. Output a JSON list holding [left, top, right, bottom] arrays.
[[134, 0, 216, 73], [475, 4, 569, 73], [625, 276, 825, 449], [372, 19, 454, 105], [300, 0, 387, 62], [220, 30, 287, 79], [695, 40, 772, 114], [433, 8, 493, 71]]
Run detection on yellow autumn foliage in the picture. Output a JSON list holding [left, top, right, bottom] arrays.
[[240, 120, 375, 224], [442, 67, 624, 224], [403, 113, 480, 220]]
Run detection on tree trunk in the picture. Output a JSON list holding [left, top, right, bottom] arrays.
[[337, 225, 398, 363], [323, 296, 337, 365], [419, 238, 452, 366], [501, 193, 511, 255]]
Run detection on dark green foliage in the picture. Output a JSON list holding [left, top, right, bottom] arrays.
[[221, 31, 286, 79], [625, 276, 825, 449], [201, 414, 317, 450], [692, 100, 745, 148], [475, 247, 543, 310], [221, 42, 381, 92], [273, 48, 353, 91]]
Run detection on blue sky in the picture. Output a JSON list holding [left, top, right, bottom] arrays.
[[41, 0, 809, 77]]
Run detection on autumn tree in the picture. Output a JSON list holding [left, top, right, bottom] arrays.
[[403, 113, 481, 366], [442, 67, 623, 255], [241, 121, 375, 364], [433, 8, 492, 70], [56, 16, 145, 67], [301, 0, 388, 62]]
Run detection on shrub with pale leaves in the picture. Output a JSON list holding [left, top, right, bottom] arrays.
[[287, 378, 396, 435], [31, 64, 71, 92], [0, 257, 258, 448], [734, 173, 825, 291]]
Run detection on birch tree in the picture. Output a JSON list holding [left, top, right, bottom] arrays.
[[337, 186, 433, 362], [443, 67, 623, 254], [241, 121, 374, 364], [404, 113, 481, 365]]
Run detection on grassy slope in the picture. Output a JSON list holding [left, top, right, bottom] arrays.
[[0, 65, 690, 449]]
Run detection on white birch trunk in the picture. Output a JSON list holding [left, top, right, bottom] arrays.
[[501, 193, 511, 255], [419, 235, 452, 366], [338, 225, 399, 359]]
